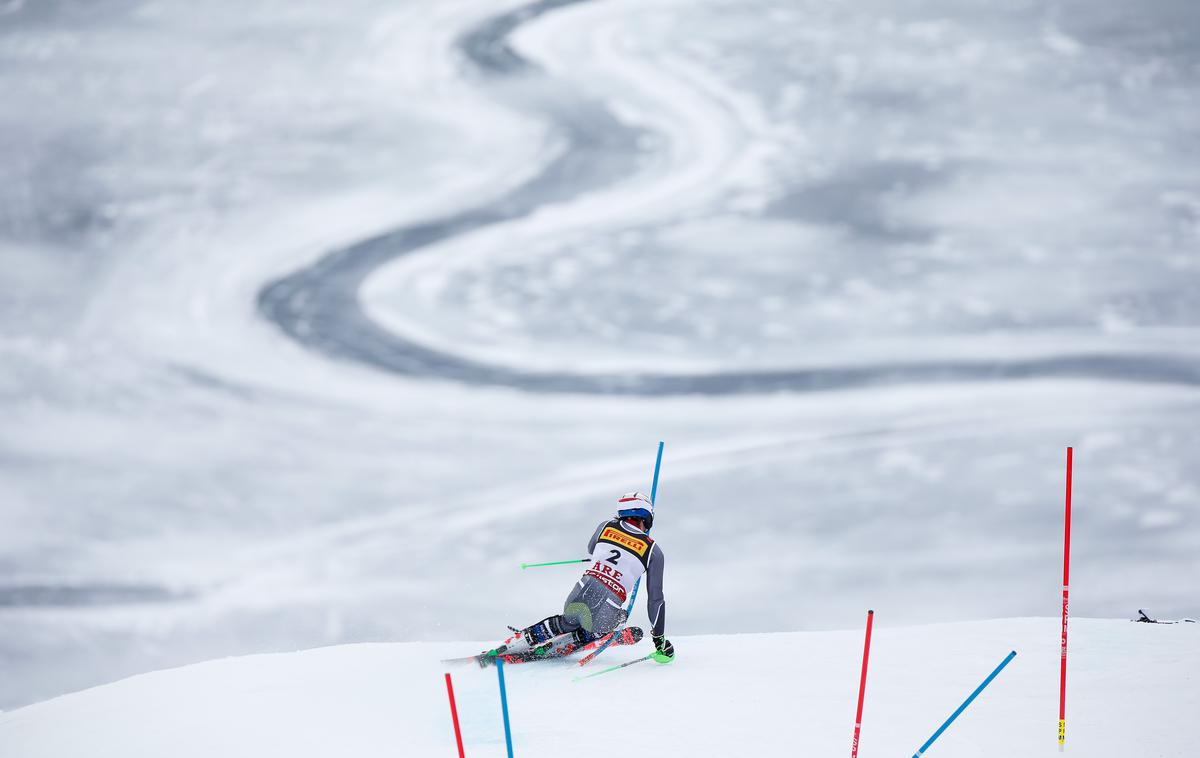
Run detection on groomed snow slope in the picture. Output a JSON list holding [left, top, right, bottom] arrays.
[[0, 618, 1194, 757]]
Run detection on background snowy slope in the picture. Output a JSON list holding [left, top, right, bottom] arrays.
[[1, 619, 1196, 757], [2, 0, 1199, 713]]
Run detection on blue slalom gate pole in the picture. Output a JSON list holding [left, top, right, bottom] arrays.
[[623, 440, 664, 616], [650, 440, 664, 503], [496, 658, 515, 758], [912, 651, 1017, 757], [581, 442, 664, 668]]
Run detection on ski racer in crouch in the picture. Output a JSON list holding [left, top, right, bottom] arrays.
[[485, 492, 674, 664]]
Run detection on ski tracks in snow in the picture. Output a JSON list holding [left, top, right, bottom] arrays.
[[255, 0, 1200, 396]]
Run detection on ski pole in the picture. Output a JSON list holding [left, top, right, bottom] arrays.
[[911, 651, 1017, 757], [582, 441, 664, 667], [520, 558, 589, 570], [573, 652, 654, 682]]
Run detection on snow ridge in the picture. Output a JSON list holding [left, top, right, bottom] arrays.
[[1, 618, 1194, 757]]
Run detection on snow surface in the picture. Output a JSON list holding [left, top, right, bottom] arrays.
[[1, 618, 1196, 757], [2, 0, 1199, 714]]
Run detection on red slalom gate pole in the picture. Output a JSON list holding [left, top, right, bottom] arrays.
[[1059, 447, 1073, 751], [851, 610, 875, 758], [444, 672, 466, 758]]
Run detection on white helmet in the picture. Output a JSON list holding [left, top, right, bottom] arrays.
[[615, 491, 654, 529]]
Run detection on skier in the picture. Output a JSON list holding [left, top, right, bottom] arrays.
[[490, 491, 674, 663]]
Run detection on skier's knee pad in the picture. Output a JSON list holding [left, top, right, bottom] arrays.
[[564, 601, 594, 633]]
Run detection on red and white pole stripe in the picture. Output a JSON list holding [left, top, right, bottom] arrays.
[[1058, 447, 1073, 750], [851, 609, 874, 758]]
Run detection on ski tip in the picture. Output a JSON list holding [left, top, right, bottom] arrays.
[[519, 563, 527, 570], [440, 656, 479, 666]]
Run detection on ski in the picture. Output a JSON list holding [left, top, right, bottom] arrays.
[[443, 627, 643, 668], [579, 624, 654, 666], [486, 626, 643, 667], [441, 627, 525, 667]]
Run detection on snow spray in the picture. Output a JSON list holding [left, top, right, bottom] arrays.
[[911, 651, 1017, 757], [443, 673, 466, 758], [1060, 446, 1073, 750], [496, 659, 515, 758], [850, 610, 874, 758]]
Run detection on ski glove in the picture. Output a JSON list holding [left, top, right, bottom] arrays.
[[653, 635, 674, 659]]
